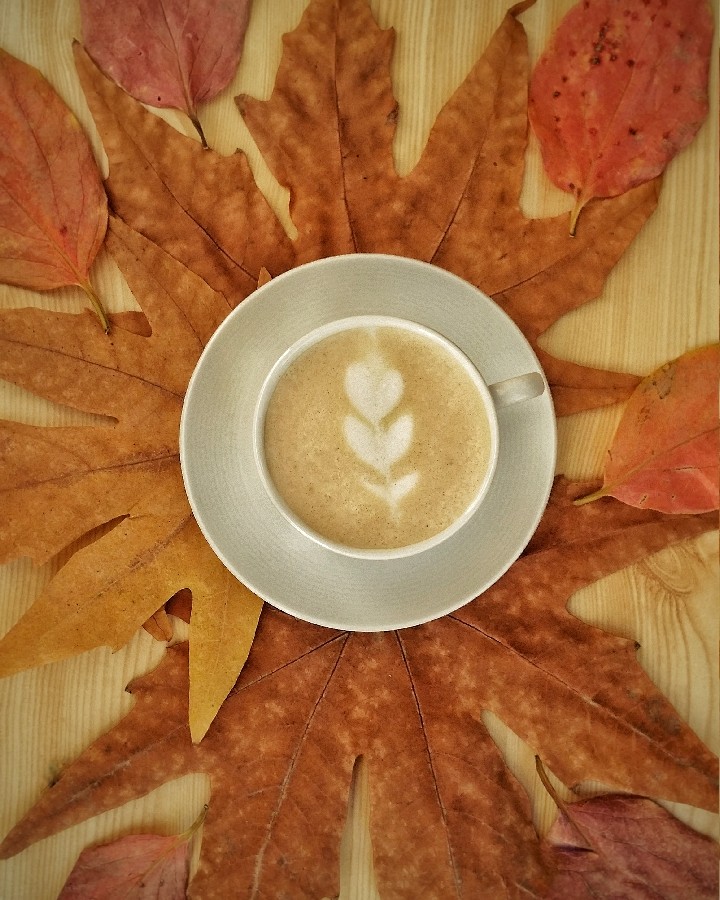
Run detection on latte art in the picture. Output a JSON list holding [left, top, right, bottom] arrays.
[[262, 322, 493, 551], [343, 351, 419, 509]]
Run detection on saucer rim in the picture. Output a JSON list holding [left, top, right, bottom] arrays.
[[180, 254, 557, 632]]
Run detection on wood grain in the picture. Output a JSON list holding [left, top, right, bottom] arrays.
[[0, 0, 717, 896]]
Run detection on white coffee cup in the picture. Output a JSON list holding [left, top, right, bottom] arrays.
[[253, 315, 544, 560]]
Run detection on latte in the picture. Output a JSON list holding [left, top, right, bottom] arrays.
[[260, 320, 493, 551]]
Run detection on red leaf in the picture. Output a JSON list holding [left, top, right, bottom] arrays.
[[58, 809, 205, 899], [577, 344, 719, 513], [0, 48, 108, 328], [80, 0, 252, 145], [529, 0, 713, 232], [543, 794, 719, 899]]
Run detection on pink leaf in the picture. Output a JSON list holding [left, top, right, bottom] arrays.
[[58, 809, 205, 899], [79, 0, 253, 145], [543, 794, 719, 899], [528, 0, 713, 232]]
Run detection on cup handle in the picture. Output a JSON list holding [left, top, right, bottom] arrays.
[[488, 372, 546, 409]]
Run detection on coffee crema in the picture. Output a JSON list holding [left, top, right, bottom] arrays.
[[262, 324, 493, 550]]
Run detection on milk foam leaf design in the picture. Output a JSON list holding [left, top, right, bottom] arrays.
[[344, 416, 383, 470], [386, 414, 414, 463], [343, 414, 414, 474], [345, 359, 404, 425], [361, 472, 420, 506], [391, 472, 420, 505], [343, 354, 419, 508]]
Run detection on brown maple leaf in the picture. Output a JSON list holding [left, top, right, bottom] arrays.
[[75, 0, 658, 417], [0, 0, 662, 743], [0, 220, 262, 741], [71, 42, 295, 301], [1, 480, 716, 898], [236, 0, 659, 416]]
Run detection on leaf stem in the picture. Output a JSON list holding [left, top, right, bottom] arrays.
[[78, 278, 110, 334], [535, 756, 564, 809], [179, 805, 208, 843], [535, 757, 595, 852], [569, 198, 588, 236], [509, 0, 537, 17], [573, 487, 608, 507], [189, 113, 209, 149]]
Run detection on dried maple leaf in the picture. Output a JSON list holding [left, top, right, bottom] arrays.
[[529, 0, 714, 233], [0, 48, 109, 330], [236, 0, 665, 415], [72, 42, 295, 301], [79, 0, 252, 147], [542, 793, 719, 899], [0, 217, 262, 742], [577, 344, 720, 513], [1, 480, 716, 898], [75, 0, 660, 416], [58, 807, 205, 899], [143, 588, 193, 642], [0, 0, 665, 742]]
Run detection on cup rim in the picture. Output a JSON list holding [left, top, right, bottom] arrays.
[[253, 315, 500, 560]]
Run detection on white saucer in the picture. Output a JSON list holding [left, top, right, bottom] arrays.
[[180, 255, 556, 631]]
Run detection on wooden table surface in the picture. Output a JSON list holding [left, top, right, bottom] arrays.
[[0, 1, 717, 896]]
